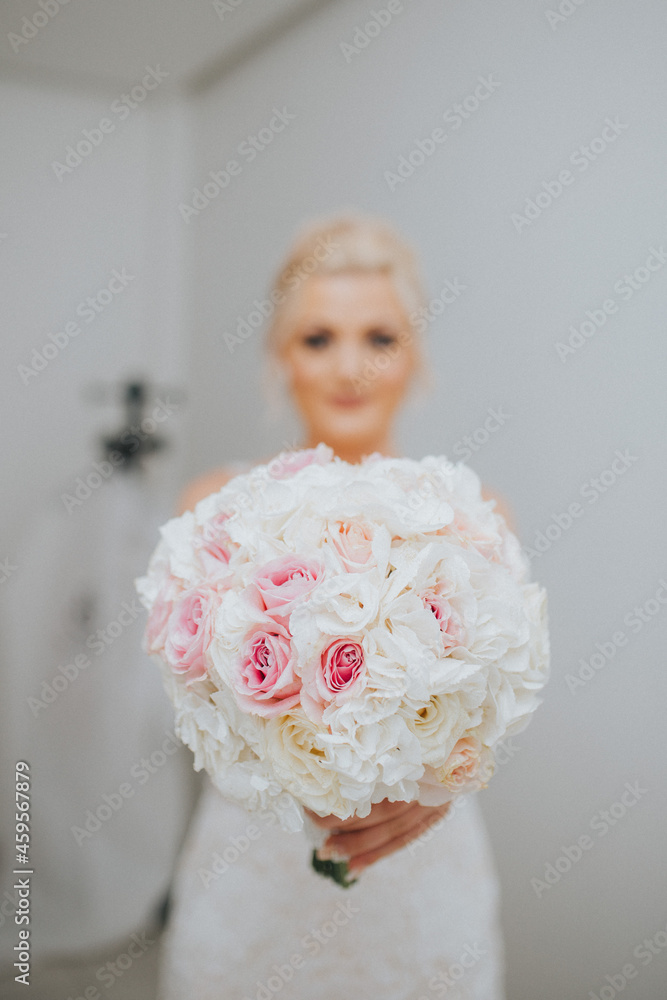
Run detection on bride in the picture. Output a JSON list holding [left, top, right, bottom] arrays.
[[159, 213, 507, 998]]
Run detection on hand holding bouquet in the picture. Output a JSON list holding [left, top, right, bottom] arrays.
[[136, 444, 549, 885]]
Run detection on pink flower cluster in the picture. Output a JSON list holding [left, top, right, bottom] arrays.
[[147, 545, 368, 720], [144, 511, 235, 683]]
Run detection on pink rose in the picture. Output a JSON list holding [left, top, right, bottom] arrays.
[[232, 624, 301, 717], [435, 736, 484, 792], [163, 586, 220, 684], [301, 638, 365, 721], [329, 520, 374, 573], [420, 586, 466, 650], [249, 554, 323, 624], [145, 578, 181, 654], [267, 443, 333, 480], [195, 512, 235, 579]]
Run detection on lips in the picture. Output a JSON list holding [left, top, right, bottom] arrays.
[[329, 396, 368, 407]]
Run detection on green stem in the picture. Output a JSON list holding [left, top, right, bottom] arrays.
[[311, 849, 358, 888]]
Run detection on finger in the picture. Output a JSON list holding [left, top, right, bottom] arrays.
[[346, 804, 451, 873], [304, 809, 343, 830], [306, 797, 414, 832], [325, 801, 428, 859], [329, 798, 414, 832]]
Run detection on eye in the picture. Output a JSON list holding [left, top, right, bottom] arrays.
[[367, 328, 397, 348], [302, 328, 331, 349]]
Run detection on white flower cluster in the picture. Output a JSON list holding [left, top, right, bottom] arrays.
[[136, 445, 549, 833]]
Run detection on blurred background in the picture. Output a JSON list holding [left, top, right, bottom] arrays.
[[1, 0, 665, 997]]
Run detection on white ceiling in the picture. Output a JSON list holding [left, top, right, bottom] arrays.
[[0, 0, 334, 93]]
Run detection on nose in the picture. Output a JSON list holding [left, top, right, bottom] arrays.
[[333, 341, 365, 381]]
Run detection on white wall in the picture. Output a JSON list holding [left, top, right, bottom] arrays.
[[0, 75, 190, 542], [181, 2, 667, 997], [0, 73, 198, 972]]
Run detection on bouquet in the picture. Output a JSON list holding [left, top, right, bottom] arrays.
[[135, 444, 549, 885]]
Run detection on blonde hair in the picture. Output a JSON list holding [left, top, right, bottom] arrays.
[[262, 210, 434, 411]]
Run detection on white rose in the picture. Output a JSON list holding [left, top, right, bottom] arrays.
[[158, 511, 202, 584], [400, 687, 484, 768], [290, 569, 382, 642], [212, 755, 305, 832], [320, 713, 424, 794], [209, 587, 272, 660], [519, 582, 551, 689], [432, 735, 495, 795], [262, 707, 352, 819], [167, 673, 244, 775]]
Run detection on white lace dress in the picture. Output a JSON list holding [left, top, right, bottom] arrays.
[[158, 458, 506, 999], [158, 777, 505, 999]]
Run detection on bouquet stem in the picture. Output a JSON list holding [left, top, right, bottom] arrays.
[[311, 849, 358, 888]]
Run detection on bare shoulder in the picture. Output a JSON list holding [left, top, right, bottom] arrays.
[[176, 467, 239, 516], [176, 455, 276, 516]]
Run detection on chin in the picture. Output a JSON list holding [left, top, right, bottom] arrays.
[[325, 415, 386, 447], [329, 408, 376, 429]]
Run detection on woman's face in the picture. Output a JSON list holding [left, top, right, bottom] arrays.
[[278, 271, 417, 455]]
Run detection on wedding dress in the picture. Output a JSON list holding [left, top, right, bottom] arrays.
[[158, 459, 507, 1000], [159, 779, 505, 999]]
